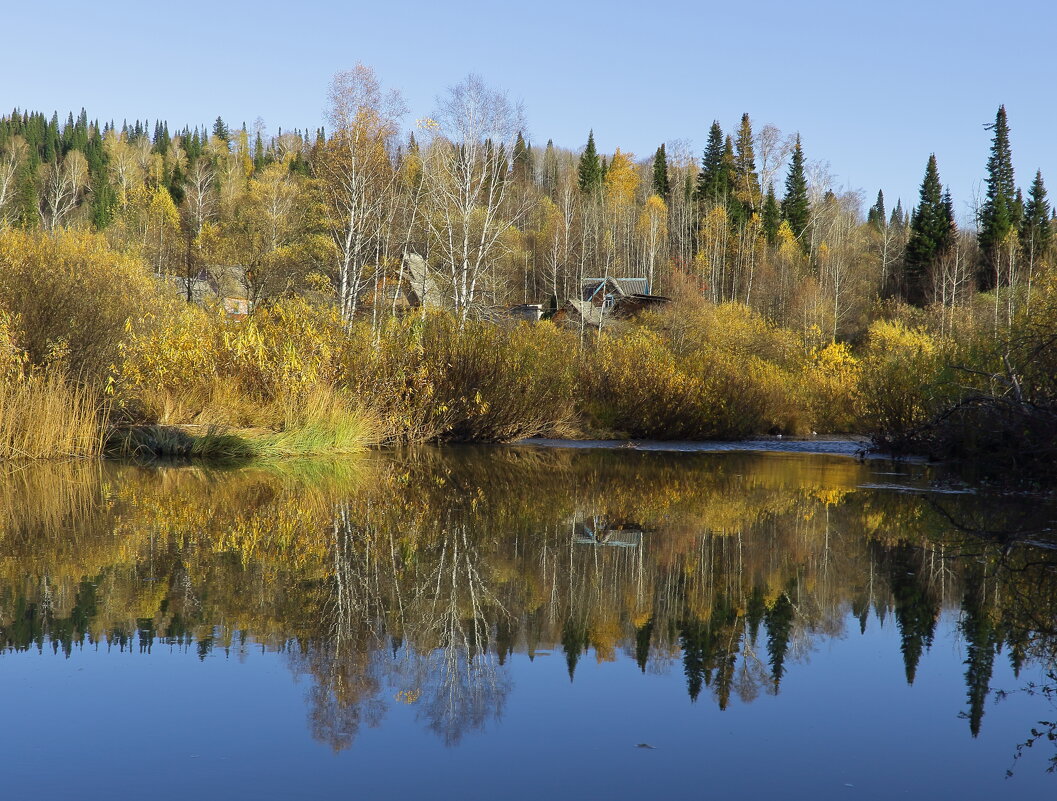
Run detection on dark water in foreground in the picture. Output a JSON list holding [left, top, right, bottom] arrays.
[[1, 447, 1055, 800]]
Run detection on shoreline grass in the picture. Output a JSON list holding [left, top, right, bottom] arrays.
[[0, 372, 108, 460], [106, 393, 379, 462]]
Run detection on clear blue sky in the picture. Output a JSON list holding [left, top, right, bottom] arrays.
[[3, 0, 1054, 224]]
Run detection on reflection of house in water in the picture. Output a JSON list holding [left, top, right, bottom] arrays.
[[573, 518, 643, 548]]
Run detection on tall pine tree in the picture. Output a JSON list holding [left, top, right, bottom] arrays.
[[762, 183, 781, 245], [890, 198, 906, 229], [978, 105, 1018, 286], [867, 190, 886, 229], [577, 130, 602, 194], [781, 134, 810, 250], [652, 143, 670, 198], [732, 113, 761, 218], [512, 130, 533, 184], [1021, 169, 1052, 273], [696, 121, 725, 204], [904, 154, 954, 305]]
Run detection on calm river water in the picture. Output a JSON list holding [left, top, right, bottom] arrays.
[[1, 446, 1055, 799]]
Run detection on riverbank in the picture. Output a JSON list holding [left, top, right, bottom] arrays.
[[519, 435, 874, 458]]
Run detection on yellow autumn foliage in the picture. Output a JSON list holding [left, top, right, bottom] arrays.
[[0, 228, 155, 380], [858, 320, 945, 436], [804, 341, 862, 432], [604, 148, 638, 208]]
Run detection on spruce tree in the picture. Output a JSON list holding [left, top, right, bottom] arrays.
[[90, 176, 117, 229], [212, 116, 230, 143], [904, 154, 954, 305], [253, 131, 266, 170], [978, 105, 1018, 284], [781, 134, 810, 249], [762, 183, 781, 245], [512, 130, 533, 183], [1022, 169, 1052, 268], [536, 139, 557, 197], [577, 130, 602, 194], [765, 593, 795, 691], [867, 190, 886, 229], [890, 199, 906, 229], [651, 143, 669, 198], [732, 113, 761, 216], [696, 121, 725, 204]]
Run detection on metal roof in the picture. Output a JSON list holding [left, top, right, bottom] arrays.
[[581, 277, 650, 300]]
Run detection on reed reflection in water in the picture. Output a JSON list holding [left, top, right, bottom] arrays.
[[0, 447, 1055, 761]]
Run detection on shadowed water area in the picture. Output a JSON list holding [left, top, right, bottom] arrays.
[[1, 448, 1056, 800]]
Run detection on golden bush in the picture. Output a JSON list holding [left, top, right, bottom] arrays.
[[858, 320, 944, 437], [0, 228, 155, 380]]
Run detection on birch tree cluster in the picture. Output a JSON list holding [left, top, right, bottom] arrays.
[[0, 74, 1053, 343]]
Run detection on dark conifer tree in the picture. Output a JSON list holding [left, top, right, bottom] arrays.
[[679, 622, 708, 702], [890, 198, 905, 229], [512, 130, 533, 183], [90, 176, 117, 229], [732, 113, 761, 217], [651, 143, 669, 198], [762, 183, 781, 246], [764, 593, 795, 691], [781, 134, 810, 250], [43, 112, 60, 162], [541, 138, 559, 197], [561, 619, 587, 682], [904, 154, 953, 305], [253, 131, 265, 170], [1021, 169, 1052, 268], [577, 130, 602, 194], [635, 619, 654, 673], [745, 585, 766, 646], [696, 121, 725, 204], [212, 116, 230, 143], [867, 190, 886, 229], [885, 546, 939, 685], [978, 105, 1018, 286], [960, 579, 998, 738]]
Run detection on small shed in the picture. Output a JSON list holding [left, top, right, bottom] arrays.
[[507, 303, 545, 322], [555, 276, 670, 328]]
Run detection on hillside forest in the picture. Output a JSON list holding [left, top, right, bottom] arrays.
[[1, 66, 1055, 474]]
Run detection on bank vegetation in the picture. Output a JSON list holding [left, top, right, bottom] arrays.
[[0, 78, 1054, 477]]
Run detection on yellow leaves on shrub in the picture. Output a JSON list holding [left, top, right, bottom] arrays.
[[118, 297, 352, 425], [359, 313, 577, 442], [805, 341, 862, 432], [0, 228, 155, 380], [858, 320, 944, 436], [0, 308, 26, 380]]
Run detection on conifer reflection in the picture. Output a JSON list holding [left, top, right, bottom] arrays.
[[0, 450, 1054, 753]]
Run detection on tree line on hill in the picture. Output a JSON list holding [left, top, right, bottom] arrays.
[[1, 67, 1050, 341]]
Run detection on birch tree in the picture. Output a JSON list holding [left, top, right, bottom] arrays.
[[422, 74, 529, 319], [38, 151, 89, 230], [0, 136, 26, 227], [317, 64, 406, 322]]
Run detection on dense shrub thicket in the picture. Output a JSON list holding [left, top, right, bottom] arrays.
[[0, 230, 1055, 475]]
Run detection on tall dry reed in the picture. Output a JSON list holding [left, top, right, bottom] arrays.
[[0, 372, 108, 459]]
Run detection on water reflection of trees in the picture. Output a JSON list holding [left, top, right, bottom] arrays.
[[0, 450, 1055, 751]]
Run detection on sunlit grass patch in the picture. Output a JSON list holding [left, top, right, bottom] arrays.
[[0, 371, 108, 460]]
